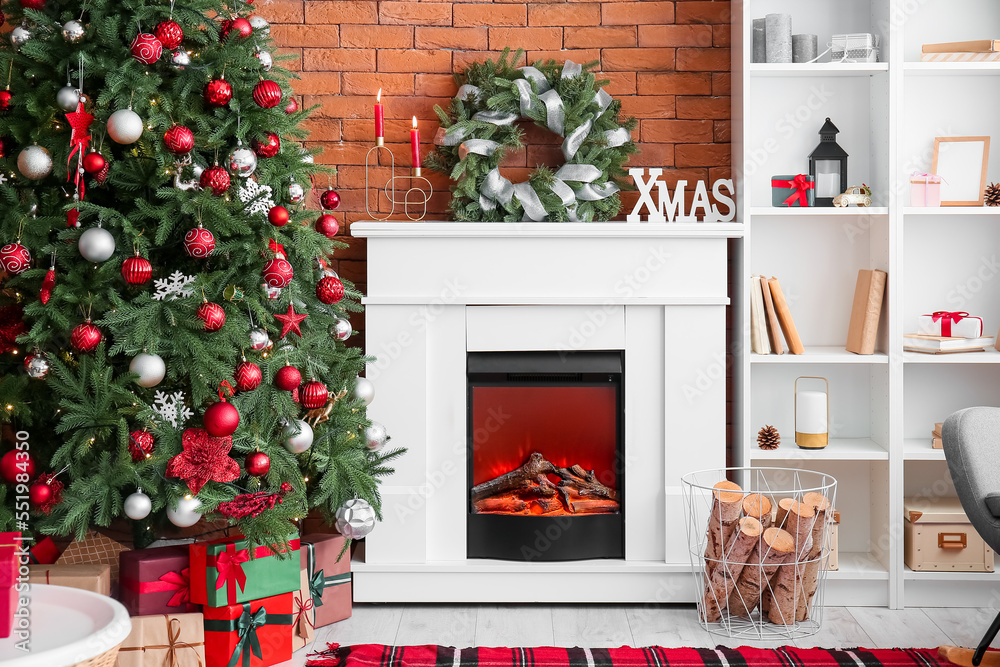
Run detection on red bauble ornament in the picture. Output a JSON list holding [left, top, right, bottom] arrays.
[[0, 136, 11, 159], [245, 450, 270, 477], [0, 91, 11, 112], [204, 78, 233, 107], [95, 162, 110, 184], [82, 151, 105, 174], [203, 401, 239, 438], [183, 225, 215, 258], [121, 254, 152, 285], [251, 132, 280, 158], [0, 242, 31, 275], [274, 365, 301, 391], [285, 98, 298, 115], [315, 214, 339, 238], [300, 380, 328, 409], [262, 256, 293, 288], [167, 427, 240, 492], [252, 80, 282, 109], [130, 33, 163, 65], [316, 275, 345, 304], [154, 20, 184, 50], [0, 450, 35, 484], [29, 481, 51, 506], [221, 17, 252, 40], [200, 165, 230, 195], [319, 189, 341, 211], [128, 429, 155, 461], [196, 300, 226, 332], [70, 320, 102, 353], [163, 125, 194, 155], [234, 360, 262, 391], [19, 0, 44, 9], [31, 472, 63, 514], [267, 205, 289, 227]]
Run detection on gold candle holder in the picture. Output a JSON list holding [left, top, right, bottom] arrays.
[[365, 143, 433, 221]]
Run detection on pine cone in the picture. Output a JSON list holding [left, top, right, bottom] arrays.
[[986, 182, 1000, 207], [757, 425, 780, 450]]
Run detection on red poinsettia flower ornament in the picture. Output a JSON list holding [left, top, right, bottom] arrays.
[[166, 427, 240, 494]]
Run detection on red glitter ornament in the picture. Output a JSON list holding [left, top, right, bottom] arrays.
[[319, 189, 341, 211], [82, 151, 105, 174], [0, 450, 35, 484], [70, 320, 102, 353], [28, 480, 51, 506], [316, 275, 344, 305], [0, 137, 11, 159], [0, 90, 11, 111], [67, 209, 80, 228], [262, 256, 293, 288], [216, 482, 291, 519], [183, 225, 215, 258], [29, 473, 63, 514], [252, 132, 280, 158], [0, 305, 25, 355], [267, 205, 289, 227], [0, 242, 31, 275], [234, 360, 262, 391], [274, 365, 301, 391], [154, 20, 184, 50], [128, 429, 155, 461], [245, 450, 270, 477], [196, 300, 225, 332], [252, 80, 282, 109], [204, 78, 233, 107], [163, 125, 194, 155], [285, 98, 298, 115], [121, 254, 152, 285], [95, 162, 110, 184], [300, 380, 328, 409], [19, 0, 44, 9], [315, 213, 339, 238], [130, 33, 163, 65], [273, 304, 307, 338], [39, 267, 55, 304], [166, 427, 240, 493], [221, 17, 252, 40], [199, 165, 230, 195]]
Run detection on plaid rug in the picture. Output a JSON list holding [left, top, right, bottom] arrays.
[[305, 644, 944, 667]]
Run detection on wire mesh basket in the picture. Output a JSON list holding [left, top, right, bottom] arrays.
[[681, 467, 837, 640]]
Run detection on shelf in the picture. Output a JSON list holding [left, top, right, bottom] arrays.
[[903, 438, 945, 461], [749, 206, 889, 217], [748, 438, 888, 461], [751, 347, 888, 364], [904, 565, 998, 581], [904, 62, 1000, 76], [903, 207, 999, 216], [750, 63, 889, 77], [903, 349, 1000, 363], [827, 552, 890, 581]]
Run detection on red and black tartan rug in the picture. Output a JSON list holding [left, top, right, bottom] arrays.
[[305, 644, 945, 667]]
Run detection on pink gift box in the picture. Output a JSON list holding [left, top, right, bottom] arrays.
[[910, 173, 943, 207]]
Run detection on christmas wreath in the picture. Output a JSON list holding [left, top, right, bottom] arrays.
[[428, 49, 637, 222]]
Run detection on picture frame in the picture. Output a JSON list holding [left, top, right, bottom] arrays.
[[932, 136, 991, 206]]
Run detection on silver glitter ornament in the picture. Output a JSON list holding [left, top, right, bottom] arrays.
[[171, 50, 191, 70], [167, 495, 201, 527], [57, 86, 81, 112], [78, 226, 116, 262], [283, 419, 313, 454], [10, 26, 31, 49], [249, 328, 270, 351], [364, 422, 388, 451], [288, 181, 305, 204], [331, 318, 352, 341], [227, 144, 257, 178], [25, 355, 50, 379], [353, 376, 375, 406], [249, 16, 270, 36], [335, 498, 376, 539], [124, 489, 152, 520], [255, 49, 273, 72], [17, 145, 52, 179], [61, 20, 85, 43], [107, 108, 143, 144]]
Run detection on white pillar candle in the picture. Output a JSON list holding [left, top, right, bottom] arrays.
[[796, 390, 827, 434], [817, 172, 840, 198]]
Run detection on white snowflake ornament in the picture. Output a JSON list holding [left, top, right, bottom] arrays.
[[153, 390, 193, 428], [153, 271, 197, 301], [239, 179, 275, 218]]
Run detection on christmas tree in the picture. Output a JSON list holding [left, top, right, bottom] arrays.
[[0, 0, 401, 547]]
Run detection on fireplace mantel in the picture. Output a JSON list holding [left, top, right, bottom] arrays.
[[351, 220, 742, 602]]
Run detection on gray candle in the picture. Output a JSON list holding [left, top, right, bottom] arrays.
[[765, 13, 792, 63], [752, 19, 766, 63], [793, 34, 819, 63]]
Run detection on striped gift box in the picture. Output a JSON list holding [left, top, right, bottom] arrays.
[[921, 52, 1000, 62]]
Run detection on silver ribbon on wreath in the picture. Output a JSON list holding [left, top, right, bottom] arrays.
[[434, 61, 631, 222]]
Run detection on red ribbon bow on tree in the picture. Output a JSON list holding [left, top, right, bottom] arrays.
[[268, 238, 285, 258], [771, 174, 815, 207], [931, 311, 969, 337], [214, 543, 249, 604]]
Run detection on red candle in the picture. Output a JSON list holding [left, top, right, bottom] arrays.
[[374, 88, 384, 140], [410, 116, 421, 169]]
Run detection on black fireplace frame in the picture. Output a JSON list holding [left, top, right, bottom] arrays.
[[466, 350, 625, 562]]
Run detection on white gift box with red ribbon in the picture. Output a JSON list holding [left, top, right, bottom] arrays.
[[918, 311, 984, 338]]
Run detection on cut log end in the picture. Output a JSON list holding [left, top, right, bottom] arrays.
[[742, 493, 773, 521], [802, 492, 832, 513], [713, 480, 744, 504]]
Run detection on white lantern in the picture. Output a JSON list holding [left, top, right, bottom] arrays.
[[795, 376, 828, 450]]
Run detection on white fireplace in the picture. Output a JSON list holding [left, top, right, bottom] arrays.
[[350, 221, 742, 603]]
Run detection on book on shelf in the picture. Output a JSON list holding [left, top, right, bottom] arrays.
[[761, 275, 784, 355], [749, 275, 771, 355], [932, 423, 943, 450], [903, 333, 995, 354], [845, 269, 887, 355], [922, 40, 1000, 53], [767, 277, 804, 355]]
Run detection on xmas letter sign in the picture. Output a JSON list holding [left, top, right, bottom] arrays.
[[627, 168, 736, 223]]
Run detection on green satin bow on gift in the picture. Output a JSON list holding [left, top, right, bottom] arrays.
[[228, 607, 267, 667], [308, 568, 327, 608]]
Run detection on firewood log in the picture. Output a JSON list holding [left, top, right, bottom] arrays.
[[726, 526, 795, 618], [570, 499, 619, 514], [471, 452, 557, 502], [473, 498, 528, 514], [532, 497, 563, 514], [796, 492, 832, 621], [703, 481, 744, 579], [775, 497, 796, 528], [766, 500, 816, 625], [702, 516, 762, 622], [743, 493, 773, 529]]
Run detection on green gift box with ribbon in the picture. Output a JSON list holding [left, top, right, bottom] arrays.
[[301, 534, 352, 628], [204, 593, 293, 667], [189, 534, 300, 608]]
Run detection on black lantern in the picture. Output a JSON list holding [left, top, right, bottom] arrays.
[[808, 117, 848, 207]]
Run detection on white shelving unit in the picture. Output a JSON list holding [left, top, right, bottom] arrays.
[[733, 0, 1000, 609]]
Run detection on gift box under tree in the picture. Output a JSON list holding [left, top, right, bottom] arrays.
[[203, 593, 294, 667], [27, 563, 110, 595], [292, 568, 315, 652], [120, 544, 200, 617], [771, 174, 816, 207], [116, 612, 206, 667], [56, 529, 129, 581], [28, 536, 60, 565], [301, 533, 352, 628], [189, 534, 300, 607]]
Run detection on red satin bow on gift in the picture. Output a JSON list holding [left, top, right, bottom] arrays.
[[215, 543, 249, 605], [132, 567, 193, 607], [931, 311, 969, 337], [772, 174, 815, 207]]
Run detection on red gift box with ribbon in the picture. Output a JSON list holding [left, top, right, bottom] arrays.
[[189, 534, 300, 608], [203, 592, 293, 667], [28, 536, 61, 565], [918, 311, 984, 338], [771, 174, 816, 207], [119, 545, 201, 617]]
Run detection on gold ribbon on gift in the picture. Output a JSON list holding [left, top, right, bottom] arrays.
[[118, 615, 205, 667]]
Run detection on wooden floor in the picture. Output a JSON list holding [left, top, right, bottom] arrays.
[[276, 604, 1000, 666]]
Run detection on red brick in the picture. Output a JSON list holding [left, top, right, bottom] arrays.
[[642, 119, 713, 143], [602, 2, 674, 25], [628, 143, 675, 167], [638, 25, 713, 48], [259, 1, 304, 23], [714, 24, 731, 48], [303, 1, 376, 24], [415, 74, 459, 97], [676, 95, 729, 119], [303, 49, 375, 72], [675, 143, 731, 167], [279, 50, 303, 72], [601, 72, 636, 96], [416, 27, 489, 50], [620, 96, 675, 119], [341, 119, 416, 143], [637, 72, 712, 95], [712, 72, 731, 96], [714, 120, 731, 143], [524, 145, 562, 168], [290, 72, 342, 95], [528, 3, 601, 27], [602, 48, 674, 72], [454, 4, 526, 27], [564, 26, 636, 49], [343, 73, 414, 96], [271, 24, 339, 48], [454, 50, 527, 70], [305, 95, 372, 119], [301, 119, 342, 142], [340, 25, 413, 49], [528, 49, 601, 65], [380, 2, 452, 25], [676, 48, 729, 72], [501, 146, 528, 168], [490, 27, 563, 51], [378, 49, 452, 73], [675, 1, 730, 25]]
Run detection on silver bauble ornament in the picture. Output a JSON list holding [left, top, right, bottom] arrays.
[[227, 145, 257, 178], [354, 376, 375, 406], [61, 20, 85, 43], [107, 108, 144, 144], [288, 181, 305, 204], [283, 419, 313, 454], [17, 145, 53, 180], [124, 489, 152, 520], [167, 495, 202, 527], [79, 227, 116, 262], [331, 318, 352, 341], [249, 328, 269, 351], [256, 49, 273, 71], [10, 26, 31, 49], [249, 16, 270, 35], [364, 422, 388, 451], [57, 86, 81, 111], [25, 355, 50, 379], [129, 352, 166, 387], [335, 498, 376, 539], [171, 50, 191, 70]]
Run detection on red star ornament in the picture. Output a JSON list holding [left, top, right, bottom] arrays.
[[166, 427, 240, 494], [66, 102, 95, 199], [273, 304, 307, 338]]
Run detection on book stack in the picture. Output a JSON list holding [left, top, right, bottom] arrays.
[[932, 422, 943, 450], [903, 333, 995, 354], [921, 39, 1000, 63], [750, 275, 803, 355]]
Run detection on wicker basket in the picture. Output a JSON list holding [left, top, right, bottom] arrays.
[[68, 642, 123, 667]]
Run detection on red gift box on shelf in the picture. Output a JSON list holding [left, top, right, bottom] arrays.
[[0, 532, 19, 639], [189, 533, 300, 608], [120, 545, 200, 616], [203, 593, 294, 667], [301, 534, 352, 628], [28, 536, 60, 565]]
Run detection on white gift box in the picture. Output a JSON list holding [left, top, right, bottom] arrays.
[[918, 312, 983, 338]]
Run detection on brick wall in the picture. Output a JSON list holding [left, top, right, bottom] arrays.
[[262, 0, 733, 340]]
